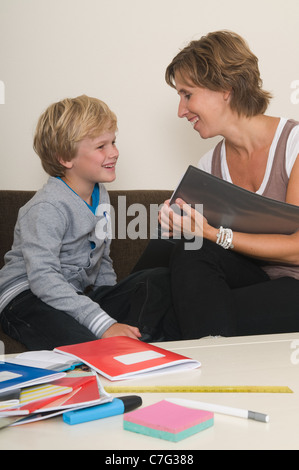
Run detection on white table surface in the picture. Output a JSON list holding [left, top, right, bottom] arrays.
[[1, 332, 299, 450]]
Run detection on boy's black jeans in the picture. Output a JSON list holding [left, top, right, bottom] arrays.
[[0, 268, 180, 350]]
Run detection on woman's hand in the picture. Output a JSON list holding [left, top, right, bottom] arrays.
[[159, 198, 214, 240]]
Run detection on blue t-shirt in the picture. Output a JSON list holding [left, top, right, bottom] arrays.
[[56, 178, 100, 214], [56, 178, 100, 249], [87, 183, 100, 214]]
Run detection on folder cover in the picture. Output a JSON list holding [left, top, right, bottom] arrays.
[[0, 362, 65, 394], [170, 165, 299, 235]]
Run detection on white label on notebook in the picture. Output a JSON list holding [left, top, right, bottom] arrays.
[[114, 350, 165, 365], [0, 371, 22, 382]]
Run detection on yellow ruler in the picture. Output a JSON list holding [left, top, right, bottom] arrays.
[[105, 385, 293, 394]]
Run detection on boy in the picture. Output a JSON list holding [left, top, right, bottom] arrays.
[[0, 95, 179, 350]]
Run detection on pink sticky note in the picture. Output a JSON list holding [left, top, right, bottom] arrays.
[[124, 400, 214, 441]]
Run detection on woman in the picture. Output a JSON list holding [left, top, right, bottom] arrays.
[[158, 30, 299, 339]]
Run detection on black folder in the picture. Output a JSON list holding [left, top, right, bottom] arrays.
[[170, 165, 299, 234]]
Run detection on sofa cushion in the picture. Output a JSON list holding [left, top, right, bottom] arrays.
[[0, 190, 36, 271]]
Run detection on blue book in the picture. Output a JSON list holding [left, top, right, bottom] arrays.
[[0, 362, 66, 394]]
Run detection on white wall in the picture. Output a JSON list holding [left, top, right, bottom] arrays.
[[0, 0, 298, 191]]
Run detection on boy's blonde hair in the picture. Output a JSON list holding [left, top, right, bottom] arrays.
[[33, 95, 117, 177], [165, 30, 272, 117]]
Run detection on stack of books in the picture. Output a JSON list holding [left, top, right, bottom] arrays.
[[0, 358, 111, 427], [1, 336, 201, 428]]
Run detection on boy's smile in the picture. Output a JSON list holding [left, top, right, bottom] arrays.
[[60, 130, 119, 203]]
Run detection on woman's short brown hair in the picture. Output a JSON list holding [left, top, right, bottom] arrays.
[[165, 30, 272, 117], [33, 95, 117, 177]]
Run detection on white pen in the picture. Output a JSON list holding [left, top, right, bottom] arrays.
[[165, 398, 269, 423]]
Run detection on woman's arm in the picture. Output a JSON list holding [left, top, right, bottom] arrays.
[[160, 153, 299, 265]]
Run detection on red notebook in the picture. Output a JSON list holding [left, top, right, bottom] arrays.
[[54, 337, 201, 381]]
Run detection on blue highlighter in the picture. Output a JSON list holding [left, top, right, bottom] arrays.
[[63, 395, 142, 425]]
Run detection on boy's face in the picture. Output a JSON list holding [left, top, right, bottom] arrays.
[[66, 130, 119, 185]]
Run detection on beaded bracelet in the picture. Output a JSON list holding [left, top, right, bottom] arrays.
[[216, 226, 234, 249]]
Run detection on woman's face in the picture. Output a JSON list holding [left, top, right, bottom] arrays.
[[174, 72, 231, 139]]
